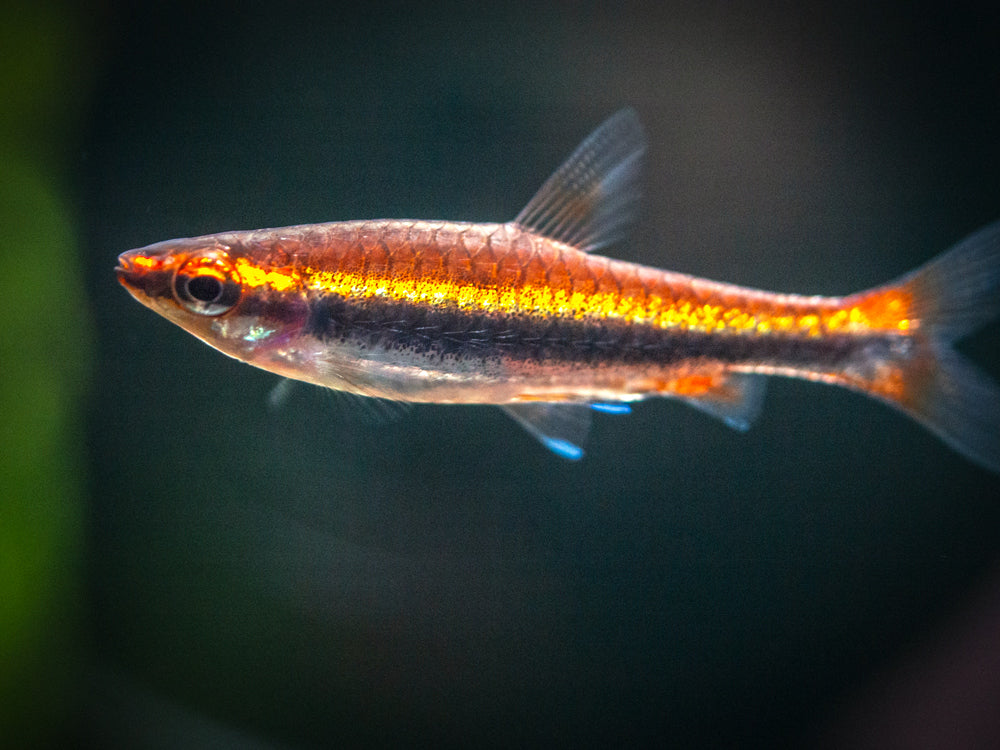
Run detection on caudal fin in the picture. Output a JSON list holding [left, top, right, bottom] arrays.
[[887, 221, 1000, 472]]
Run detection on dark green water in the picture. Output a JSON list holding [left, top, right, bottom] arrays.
[[6, 1, 1000, 747]]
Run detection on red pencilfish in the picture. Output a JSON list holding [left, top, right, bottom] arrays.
[[117, 109, 1000, 469]]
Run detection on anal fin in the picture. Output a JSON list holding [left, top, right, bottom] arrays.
[[677, 373, 766, 431]]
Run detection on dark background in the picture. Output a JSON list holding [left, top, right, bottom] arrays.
[[4, 1, 1000, 747]]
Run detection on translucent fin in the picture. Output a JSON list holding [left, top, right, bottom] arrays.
[[267, 378, 296, 409], [270, 376, 409, 423], [513, 108, 647, 253], [902, 220, 1000, 341], [500, 403, 593, 460], [331, 391, 411, 424], [904, 346, 1000, 473], [877, 221, 1000, 472], [680, 373, 766, 431]]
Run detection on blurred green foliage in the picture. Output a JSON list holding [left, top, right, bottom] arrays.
[[0, 2, 94, 745]]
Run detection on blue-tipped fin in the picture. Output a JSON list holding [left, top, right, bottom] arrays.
[[501, 403, 592, 460], [590, 402, 633, 415], [680, 373, 766, 431], [501, 401, 634, 459]]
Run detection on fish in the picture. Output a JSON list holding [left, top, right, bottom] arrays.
[[116, 108, 1000, 470]]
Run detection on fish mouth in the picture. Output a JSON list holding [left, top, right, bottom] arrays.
[[115, 253, 139, 288], [115, 250, 173, 301]]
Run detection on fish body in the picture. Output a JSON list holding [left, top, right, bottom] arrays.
[[117, 109, 1000, 469]]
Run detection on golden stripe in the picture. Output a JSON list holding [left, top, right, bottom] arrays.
[[232, 258, 912, 337], [233, 258, 300, 292]]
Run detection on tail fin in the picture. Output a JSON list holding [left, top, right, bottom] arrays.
[[887, 221, 1000, 472]]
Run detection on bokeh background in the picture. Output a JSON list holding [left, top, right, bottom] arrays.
[[3, 1, 1000, 747]]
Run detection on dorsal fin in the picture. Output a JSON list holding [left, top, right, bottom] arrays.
[[513, 108, 647, 253]]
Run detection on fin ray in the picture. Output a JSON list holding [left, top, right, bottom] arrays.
[[903, 220, 1000, 342], [878, 222, 1000, 472], [513, 108, 647, 253], [267, 378, 296, 409], [905, 345, 1000, 472]]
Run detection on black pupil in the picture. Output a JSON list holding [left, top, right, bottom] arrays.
[[188, 274, 223, 303]]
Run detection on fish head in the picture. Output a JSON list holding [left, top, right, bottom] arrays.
[[116, 236, 266, 354], [117, 230, 318, 377], [117, 235, 241, 316]]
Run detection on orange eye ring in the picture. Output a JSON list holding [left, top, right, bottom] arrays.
[[173, 250, 242, 316]]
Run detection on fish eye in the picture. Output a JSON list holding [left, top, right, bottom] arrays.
[[173, 251, 242, 316], [187, 274, 223, 303]]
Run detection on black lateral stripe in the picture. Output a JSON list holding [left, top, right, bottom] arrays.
[[299, 293, 897, 370]]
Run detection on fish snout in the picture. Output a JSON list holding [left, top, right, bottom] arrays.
[[115, 249, 173, 300]]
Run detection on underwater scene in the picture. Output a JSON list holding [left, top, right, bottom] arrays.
[[4, 2, 1000, 747]]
